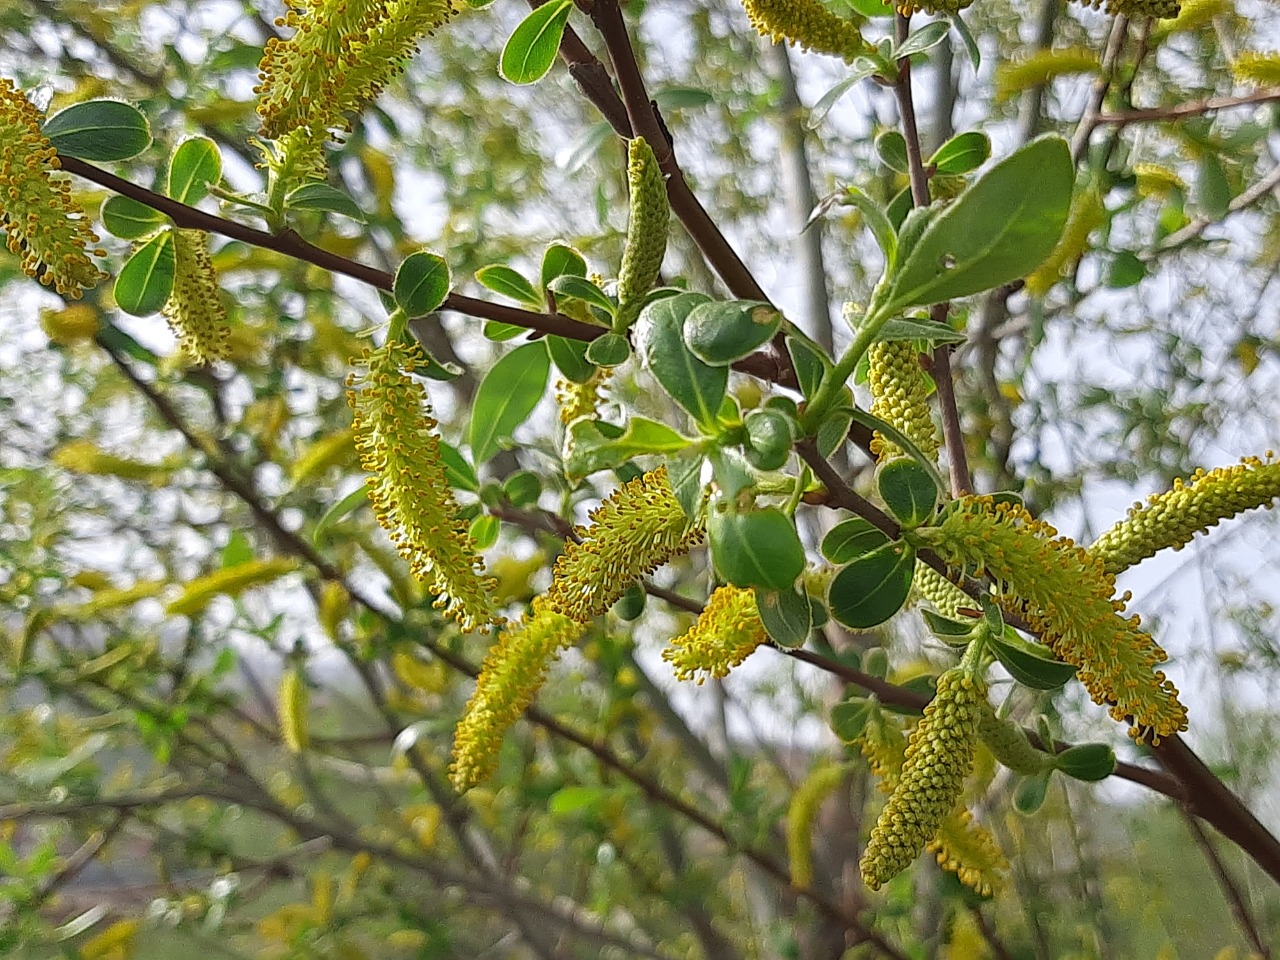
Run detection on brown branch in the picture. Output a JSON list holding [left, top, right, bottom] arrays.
[[1095, 89, 1280, 127], [1179, 804, 1274, 959]]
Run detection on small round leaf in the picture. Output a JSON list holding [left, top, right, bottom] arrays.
[[100, 195, 167, 240], [168, 136, 222, 205], [928, 131, 991, 176], [988, 628, 1076, 690], [394, 251, 451, 316], [500, 0, 574, 85], [755, 587, 813, 648], [820, 516, 893, 565], [875, 457, 939, 528], [827, 541, 915, 629], [743, 408, 795, 471], [683, 300, 783, 366], [1014, 771, 1051, 815], [584, 332, 630, 367], [614, 583, 647, 621], [708, 506, 806, 592], [830, 699, 876, 742], [43, 99, 151, 161]]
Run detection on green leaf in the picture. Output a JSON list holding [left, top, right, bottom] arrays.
[[313, 486, 370, 544], [167, 136, 222, 205], [743, 408, 795, 471], [499, 0, 573, 85], [546, 335, 595, 383], [1196, 153, 1231, 219], [469, 514, 500, 550], [820, 516, 892, 564], [876, 131, 909, 174], [929, 131, 990, 176], [652, 86, 715, 111], [1013, 771, 1051, 815], [893, 21, 950, 61], [548, 274, 616, 316], [548, 785, 607, 816], [988, 627, 1076, 690], [558, 121, 613, 175], [1107, 250, 1147, 289], [840, 186, 898, 268], [827, 541, 915, 629], [564, 417, 693, 479], [614, 583, 646, 621], [786, 336, 830, 400], [439, 442, 479, 492], [921, 608, 978, 645], [394, 251, 451, 316], [880, 135, 1074, 313], [950, 12, 981, 70], [815, 407, 853, 458], [541, 243, 587, 290], [42, 99, 151, 161], [100, 195, 167, 240], [708, 506, 806, 592], [114, 230, 176, 316], [584, 332, 630, 367], [484, 320, 526, 341], [502, 470, 542, 507], [755, 587, 814, 648], [634, 292, 727, 427], [284, 182, 367, 222], [469, 342, 550, 464], [683, 300, 783, 366], [829, 699, 876, 743], [476, 264, 541, 307], [875, 315, 966, 346], [1053, 744, 1116, 782], [668, 452, 706, 519], [806, 60, 881, 129], [875, 458, 939, 527]]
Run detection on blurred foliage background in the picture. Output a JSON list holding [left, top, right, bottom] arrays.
[[1, 0, 1279, 957]]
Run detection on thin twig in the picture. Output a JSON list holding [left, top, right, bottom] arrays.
[[1095, 89, 1280, 127]]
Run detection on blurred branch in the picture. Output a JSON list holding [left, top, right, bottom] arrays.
[[1094, 89, 1280, 127]]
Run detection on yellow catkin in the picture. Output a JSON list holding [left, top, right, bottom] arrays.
[[859, 709, 1007, 896], [348, 339, 499, 633], [1025, 185, 1106, 297], [740, 0, 871, 62], [0, 78, 106, 298], [163, 229, 231, 364], [542, 466, 704, 623], [1089, 455, 1280, 575], [976, 701, 1049, 776], [51, 440, 171, 483], [1134, 162, 1187, 198], [865, 339, 940, 462], [1232, 52, 1280, 88], [256, 0, 462, 146], [896, 0, 974, 15], [449, 599, 582, 791], [786, 763, 847, 890], [663, 585, 768, 683], [616, 137, 668, 320], [860, 670, 986, 890], [290, 428, 357, 484], [166, 558, 301, 616], [40, 303, 100, 345], [994, 48, 1101, 103], [919, 498, 1188, 741], [913, 563, 971, 620], [555, 367, 611, 426], [1156, 0, 1229, 35], [278, 667, 309, 752]]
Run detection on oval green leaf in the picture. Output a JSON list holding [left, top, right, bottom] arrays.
[[755, 587, 813, 648], [634, 292, 726, 428], [394, 251, 451, 317], [469, 341, 551, 464], [168, 136, 222, 205], [1013, 771, 1051, 815], [476, 264, 541, 307], [546, 335, 595, 383], [499, 0, 573, 85], [881, 135, 1074, 313], [469, 513, 500, 550], [285, 182, 367, 222], [875, 457, 939, 528], [1053, 744, 1116, 782], [743, 408, 794, 471], [876, 130, 909, 173], [114, 230, 176, 316], [100, 195, 167, 240], [929, 130, 990, 176], [584, 332, 630, 367], [541, 242, 587, 290], [827, 541, 915, 629], [988, 627, 1077, 690], [708, 506, 806, 592], [829, 699, 876, 743], [683, 300, 783, 366], [548, 274, 616, 317], [43, 99, 152, 161], [820, 516, 893, 564], [786, 336, 829, 400]]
